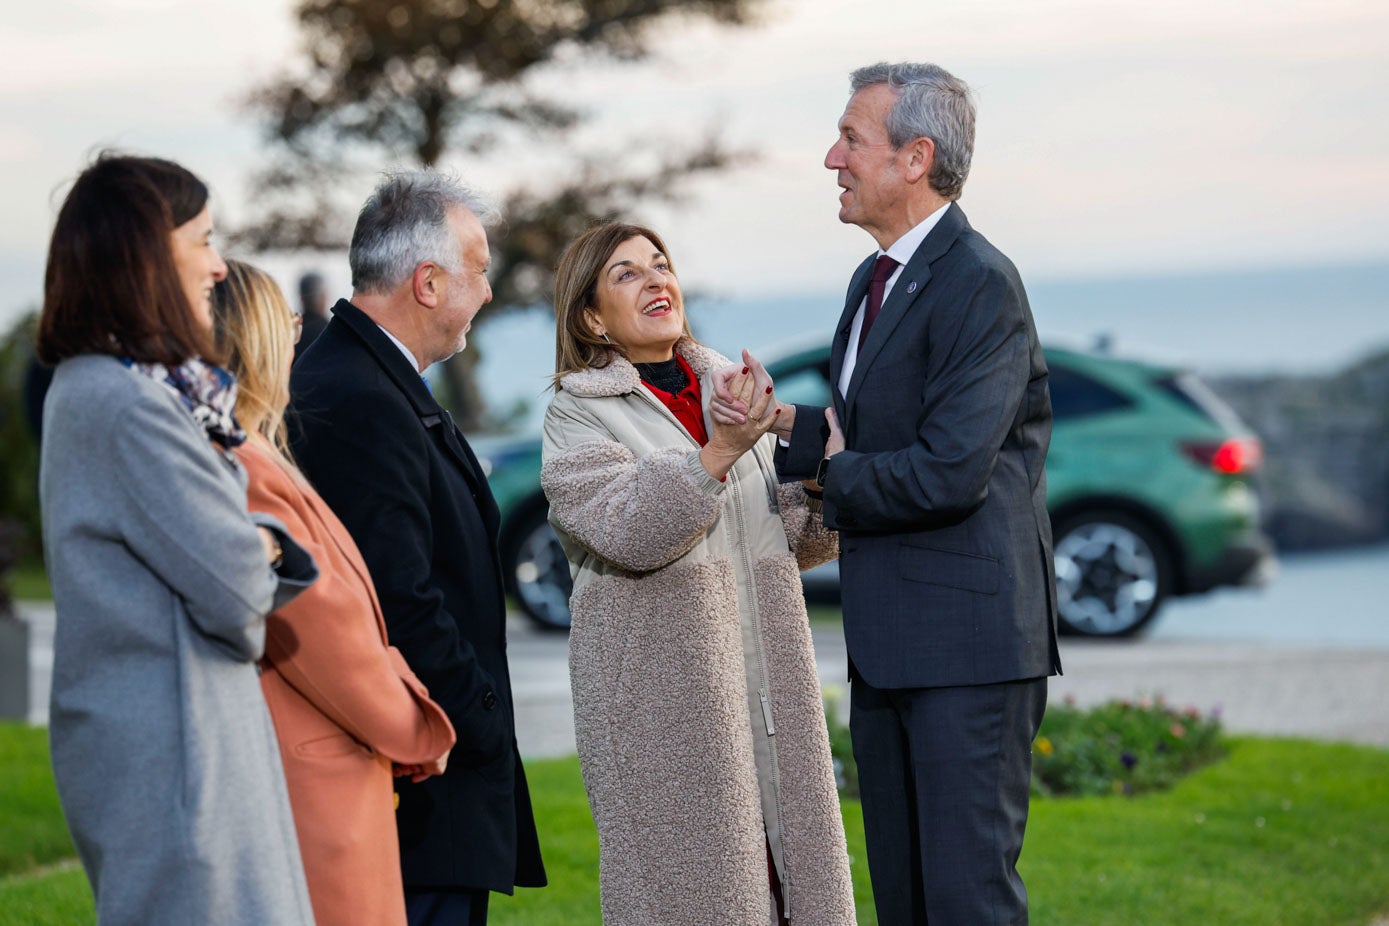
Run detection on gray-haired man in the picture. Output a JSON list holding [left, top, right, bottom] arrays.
[[719, 62, 1061, 924], [290, 170, 545, 925]]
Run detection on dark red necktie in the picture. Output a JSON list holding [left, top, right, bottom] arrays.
[[857, 254, 900, 351]]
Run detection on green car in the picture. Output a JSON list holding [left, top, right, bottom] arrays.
[[474, 337, 1274, 637]]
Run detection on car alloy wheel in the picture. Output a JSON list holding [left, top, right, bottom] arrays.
[[506, 509, 573, 631], [1053, 511, 1171, 637]]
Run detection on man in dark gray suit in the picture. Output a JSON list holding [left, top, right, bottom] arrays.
[[721, 62, 1061, 924]]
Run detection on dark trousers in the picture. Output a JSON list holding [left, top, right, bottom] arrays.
[[405, 888, 490, 926], [850, 671, 1047, 926]]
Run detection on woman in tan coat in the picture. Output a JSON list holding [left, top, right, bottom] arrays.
[[541, 223, 856, 925], [212, 260, 457, 926]]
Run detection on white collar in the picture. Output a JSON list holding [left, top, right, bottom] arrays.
[[881, 201, 952, 265], [375, 323, 423, 374]]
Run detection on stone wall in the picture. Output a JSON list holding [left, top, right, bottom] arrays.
[[1210, 349, 1389, 550]]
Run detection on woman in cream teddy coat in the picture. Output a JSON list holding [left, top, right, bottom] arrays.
[[541, 222, 856, 926]]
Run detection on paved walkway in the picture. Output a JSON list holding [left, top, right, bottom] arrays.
[[14, 603, 1389, 758], [509, 621, 1389, 758]]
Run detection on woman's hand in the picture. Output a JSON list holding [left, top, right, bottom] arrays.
[[710, 349, 794, 438], [420, 748, 449, 782], [700, 363, 778, 480], [395, 747, 450, 783], [257, 526, 283, 568]]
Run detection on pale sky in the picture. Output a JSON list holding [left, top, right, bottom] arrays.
[[2, 0, 1387, 334]]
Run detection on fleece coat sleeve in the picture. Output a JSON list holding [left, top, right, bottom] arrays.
[[775, 481, 839, 573], [541, 402, 726, 574]]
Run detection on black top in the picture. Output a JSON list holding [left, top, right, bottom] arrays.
[[634, 357, 689, 394]]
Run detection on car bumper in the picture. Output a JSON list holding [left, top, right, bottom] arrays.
[[1184, 532, 1277, 593]]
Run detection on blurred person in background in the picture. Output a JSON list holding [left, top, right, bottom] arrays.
[[22, 351, 53, 441], [290, 169, 544, 926], [212, 258, 458, 926], [540, 222, 856, 926], [293, 270, 329, 363], [35, 153, 318, 925]]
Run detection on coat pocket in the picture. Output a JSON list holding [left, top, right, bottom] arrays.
[[897, 542, 1000, 595]]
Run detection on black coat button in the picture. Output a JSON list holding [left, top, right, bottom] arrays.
[[482, 690, 498, 710]]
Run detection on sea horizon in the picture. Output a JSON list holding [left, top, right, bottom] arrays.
[[468, 258, 1389, 432]]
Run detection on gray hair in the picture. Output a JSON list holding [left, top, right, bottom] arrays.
[[850, 62, 975, 200], [349, 169, 499, 294]]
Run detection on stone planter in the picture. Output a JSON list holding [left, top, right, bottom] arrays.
[[0, 616, 31, 721]]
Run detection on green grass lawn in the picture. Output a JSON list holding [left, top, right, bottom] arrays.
[[6, 561, 51, 602], [2, 725, 1386, 926]]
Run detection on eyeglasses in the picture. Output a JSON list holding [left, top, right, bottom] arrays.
[[291, 314, 303, 345]]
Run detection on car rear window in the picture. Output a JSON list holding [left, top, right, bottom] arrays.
[[1155, 372, 1244, 430], [1049, 365, 1133, 420], [774, 363, 835, 408]]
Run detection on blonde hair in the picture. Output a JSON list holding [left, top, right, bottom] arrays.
[[551, 222, 694, 391], [211, 259, 299, 464]]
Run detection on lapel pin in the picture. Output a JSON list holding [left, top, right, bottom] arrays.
[[906, 281, 918, 293]]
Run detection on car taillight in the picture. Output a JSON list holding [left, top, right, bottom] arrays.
[[1180, 437, 1263, 474]]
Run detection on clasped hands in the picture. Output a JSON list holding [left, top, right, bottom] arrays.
[[698, 350, 780, 481], [706, 349, 845, 487]]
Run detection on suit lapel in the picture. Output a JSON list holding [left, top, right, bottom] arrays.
[[842, 203, 970, 413], [430, 407, 502, 534], [830, 255, 876, 420], [330, 300, 489, 500]]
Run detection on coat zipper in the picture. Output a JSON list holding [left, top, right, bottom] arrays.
[[729, 463, 790, 919], [636, 382, 791, 917]]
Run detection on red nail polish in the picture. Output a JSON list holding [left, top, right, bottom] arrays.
[[742, 367, 749, 374], [765, 385, 773, 394], [773, 408, 781, 414]]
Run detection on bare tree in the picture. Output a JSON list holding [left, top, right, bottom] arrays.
[[241, 0, 764, 427]]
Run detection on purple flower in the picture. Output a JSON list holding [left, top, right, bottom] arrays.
[[1120, 752, 1138, 769]]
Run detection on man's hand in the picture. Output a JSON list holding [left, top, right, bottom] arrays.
[[800, 408, 845, 493], [825, 406, 845, 456]]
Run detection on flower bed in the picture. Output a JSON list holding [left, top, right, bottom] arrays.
[[824, 691, 1225, 799], [1032, 695, 1225, 797]]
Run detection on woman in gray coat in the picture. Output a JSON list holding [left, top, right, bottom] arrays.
[[541, 223, 856, 925], [35, 154, 319, 925]]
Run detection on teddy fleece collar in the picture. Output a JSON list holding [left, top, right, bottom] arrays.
[[560, 337, 729, 398]]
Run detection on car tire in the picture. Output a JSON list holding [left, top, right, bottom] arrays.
[[1052, 509, 1173, 638], [499, 501, 573, 632]]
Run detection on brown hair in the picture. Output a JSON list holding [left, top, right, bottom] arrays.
[[551, 222, 694, 391], [37, 153, 219, 366], [211, 260, 298, 464]]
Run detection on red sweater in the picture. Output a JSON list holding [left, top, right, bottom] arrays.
[[640, 354, 709, 446]]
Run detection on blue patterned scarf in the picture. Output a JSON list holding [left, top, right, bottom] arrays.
[[121, 357, 247, 449]]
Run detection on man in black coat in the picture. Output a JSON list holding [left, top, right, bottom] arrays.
[[719, 62, 1061, 925], [290, 170, 544, 925]]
